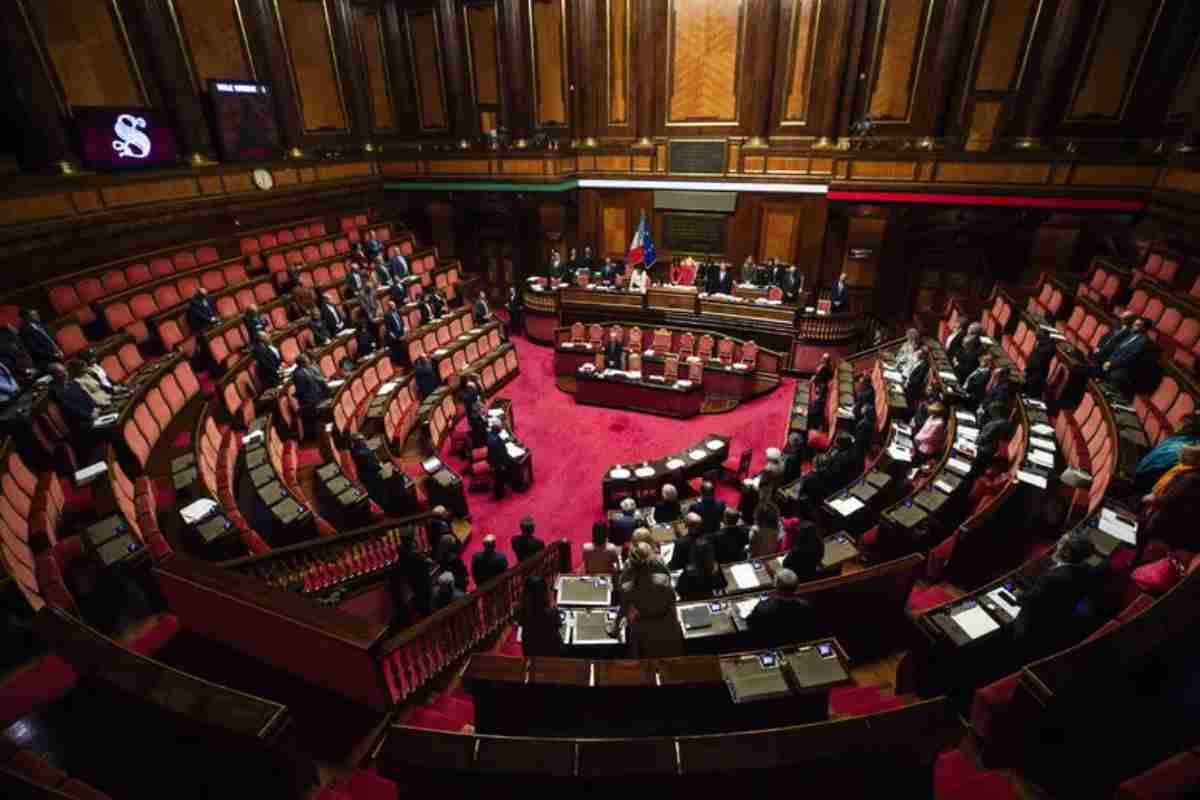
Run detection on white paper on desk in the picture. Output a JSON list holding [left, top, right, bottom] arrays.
[[506, 444, 526, 459], [1016, 469, 1048, 489], [888, 445, 914, 463], [180, 498, 217, 525], [93, 413, 119, 427], [1031, 423, 1054, 436], [836, 406, 854, 420], [957, 426, 979, 440], [893, 422, 912, 436], [1030, 437, 1056, 452], [938, 371, 957, 382], [987, 588, 1022, 618], [735, 597, 761, 618], [952, 605, 1001, 640], [74, 462, 108, 484], [954, 441, 977, 459], [1048, 332, 1067, 341], [378, 381, 397, 393], [1039, 324, 1059, 333], [1028, 449, 1055, 469], [1025, 398, 1047, 410], [956, 410, 976, 423], [242, 430, 264, 445], [1113, 403, 1136, 413], [934, 478, 957, 494], [729, 563, 760, 590], [948, 457, 972, 473], [328, 379, 345, 388], [884, 370, 903, 382], [1099, 508, 1138, 544], [422, 457, 442, 472], [830, 495, 865, 516]]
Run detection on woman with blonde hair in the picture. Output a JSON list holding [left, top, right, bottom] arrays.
[[610, 542, 685, 657]]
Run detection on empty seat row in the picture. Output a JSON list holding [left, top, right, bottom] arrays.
[[155, 276, 283, 360], [433, 324, 506, 384], [982, 293, 1015, 339], [566, 323, 761, 369], [120, 358, 201, 471], [1076, 258, 1128, 307], [108, 452, 170, 561], [405, 307, 473, 362], [1026, 278, 1065, 320], [1134, 372, 1197, 447], [1132, 248, 1181, 289], [100, 259, 252, 344], [1055, 302, 1113, 356], [195, 408, 270, 556], [0, 446, 65, 612], [238, 219, 331, 268], [330, 353, 400, 439], [48, 243, 222, 325], [1055, 390, 1115, 517], [1122, 284, 1200, 371]]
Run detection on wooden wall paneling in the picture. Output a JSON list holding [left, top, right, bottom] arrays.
[[601, 201, 628, 257], [572, 0, 604, 141], [463, 1, 503, 134], [1008, 0, 1085, 141], [530, 0, 568, 129], [0, 2, 76, 168], [770, 0, 832, 139], [436, 0, 475, 139], [1123, 0, 1200, 138], [835, 0, 872, 137], [633, 0, 655, 142], [913, 0, 969, 136], [228, 0, 305, 151], [271, 0, 350, 133], [1063, 0, 1165, 124], [351, 2, 396, 135], [21, 0, 149, 111], [403, 6, 451, 133], [863, 0, 934, 124], [663, 0, 745, 131], [381, 1, 419, 137], [497, 0, 531, 138], [742, 0, 780, 142], [606, 0, 631, 132], [167, 0, 258, 86], [758, 202, 799, 262]]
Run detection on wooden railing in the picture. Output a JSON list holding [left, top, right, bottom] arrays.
[[376, 539, 572, 705], [795, 310, 861, 344]]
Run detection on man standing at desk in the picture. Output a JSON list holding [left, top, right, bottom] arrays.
[[694, 481, 726, 534], [745, 569, 816, 646], [486, 418, 514, 499], [1012, 534, 1104, 659], [292, 354, 329, 435], [186, 288, 220, 335], [705, 261, 734, 296], [603, 331, 625, 370], [830, 273, 850, 312]]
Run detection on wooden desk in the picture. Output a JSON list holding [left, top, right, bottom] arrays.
[[601, 435, 730, 508], [575, 370, 704, 418]]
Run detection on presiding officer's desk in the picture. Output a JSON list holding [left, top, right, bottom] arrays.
[[463, 639, 850, 737], [575, 366, 704, 417]]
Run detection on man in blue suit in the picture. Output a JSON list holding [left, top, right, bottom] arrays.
[[1101, 316, 1150, 397], [830, 273, 850, 312], [694, 481, 726, 534]]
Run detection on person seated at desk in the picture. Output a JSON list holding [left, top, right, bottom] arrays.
[[980, 367, 1014, 420], [512, 516, 545, 562], [243, 304, 271, 343], [471, 534, 509, 588], [521, 575, 562, 657], [1098, 316, 1151, 398], [914, 402, 948, 464], [48, 363, 102, 458], [251, 331, 283, 389], [952, 333, 983, 383], [580, 246, 598, 273], [654, 484, 681, 524], [705, 261, 734, 295], [414, 355, 438, 400], [598, 258, 619, 285], [431, 572, 466, 611], [351, 433, 395, 510], [1134, 413, 1200, 493], [1090, 311, 1136, 371], [669, 512, 704, 572], [434, 533, 469, 592], [676, 535, 725, 599], [745, 568, 816, 646], [903, 348, 931, 409], [293, 354, 330, 433], [582, 522, 621, 575], [610, 497, 640, 548], [1024, 329, 1057, 398], [963, 353, 994, 410], [19, 309, 62, 369], [68, 358, 111, 408], [610, 542, 685, 657], [895, 328, 922, 375], [796, 433, 860, 509], [186, 288, 220, 334], [472, 290, 492, 327], [628, 263, 649, 294], [603, 331, 625, 370], [713, 507, 749, 564], [383, 300, 407, 362], [318, 295, 346, 336], [749, 502, 782, 557], [694, 481, 726, 534], [782, 520, 826, 581], [1012, 533, 1105, 659], [830, 273, 850, 313]]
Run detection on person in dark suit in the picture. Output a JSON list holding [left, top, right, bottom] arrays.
[[1101, 316, 1150, 397], [506, 286, 524, 337], [610, 498, 641, 548], [903, 348, 931, 409], [466, 398, 488, 449], [654, 484, 681, 524], [782, 520, 825, 582], [307, 313, 331, 348], [318, 296, 345, 336], [603, 332, 625, 370], [853, 375, 876, 422], [981, 367, 1014, 418], [520, 575, 563, 656], [471, 534, 509, 587], [829, 273, 850, 312], [694, 481, 726, 534], [19, 309, 62, 368], [675, 535, 725, 599], [1023, 330, 1057, 398], [0, 325, 34, 378], [414, 355, 438, 400], [798, 433, 858, 507], [598, 258, 619, 285], [944, 321, 967, 362], [242, 304, 270, 343], [745, 569, 816, 645], [511, 517, 545, 562], [962, 353, 994, 410], [48, 363, 96, 433], [392, 530, 434, 621], [782, 432, 806, 483], [428, 291, 447, 320], [364, 230, 383, 261], [428, 506, 454, 545], [472, 291, 491, 326], [292, 353, 328, 420], [351, 433, 393, 508], [186, 288, 220, 334], [431, 572, 466, 611], [416, 294, 434, 325], [388, 281, 410, 310], [383, 300, 407, 362], [388, 251, 409, 282], [713, 507, 748, 564], [705, 262, 734, 295], [972, 403, 1017, 473], [355, 319, 377, 359], [580, 246, 597, 273], [771, 261, 790, 289], [953, 335, 983, 383], [433, 532, 468, 591], [668, 513, 704, 571], [486, 418, 514, 499], [344, 265, 366, 297], [251, 332, 282, 389], [1012, 534, 1103, 659], [1091, 312, 1135, 371]]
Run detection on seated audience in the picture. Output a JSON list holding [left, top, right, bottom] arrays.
[[1012, 533, 1104, 659], [1139, 444, 1200, 557], [914, 402, 948, 463], [745, 569, 816, 645], [1099, 316, 1151, 397], [511, 516, 545, 562], [981, 366, 1013, 415], [675, 535, 725, 599], [611, 542, 685, 657], [69, 359, 111, 407], [471, 534, 509, 587], [582, 522, 621, 575], [1023, 329, 1056, 397], [953, 335, 983, 384], [520, 576, 562, 657], [1134, 413, 1200, 493], [963, 352, 994, 410], [654, 484, 681, 524], [1090, 311, 1135, 371], [49, 363, 97, 434]]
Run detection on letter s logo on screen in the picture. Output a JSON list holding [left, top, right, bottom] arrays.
[[112, 114, 152, 159]]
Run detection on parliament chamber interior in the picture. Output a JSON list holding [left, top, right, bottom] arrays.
[[4, 0, 1200, 797]]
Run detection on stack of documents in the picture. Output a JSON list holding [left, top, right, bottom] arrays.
[[728, 563, 760, 590], [828, 495, 865, 517]]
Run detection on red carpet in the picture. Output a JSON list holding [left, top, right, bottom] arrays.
[[452, 335, 795, 583]]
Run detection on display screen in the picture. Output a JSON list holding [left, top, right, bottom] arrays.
[[207, 80, 282, 162], [75, 107, 180, 170]]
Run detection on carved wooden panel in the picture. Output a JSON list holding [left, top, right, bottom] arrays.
[[973, 0, 1038, 92], [608, 0, 630, 125], [23, 0, 145, 112], [465, 3, 501, 106], [866, 0, 933, 122], [934, 162, 1050, 184], [353, 6, 395, 132], [273, 0, 348, 132], [965, 100, 1002, 151], [1070, 165, 1156, 187], [848, 161, 917, 181], [168, 0, 255, 88], [1169, 44, 1200, 120], [666, 0, 743, 124], [1068, 0, 1165, 121], [781, 0, 821, 124], [760, 206, 798, 262], [602, 206, 627, 256], [405, 10, 449, 131], [531, 0, 568, 126]]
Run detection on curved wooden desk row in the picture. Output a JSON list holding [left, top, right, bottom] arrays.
[[601, 434, 729, 509], [373, 696, 957, 797]]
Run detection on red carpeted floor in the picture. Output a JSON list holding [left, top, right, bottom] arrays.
[[448, 335, 795, 584]]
